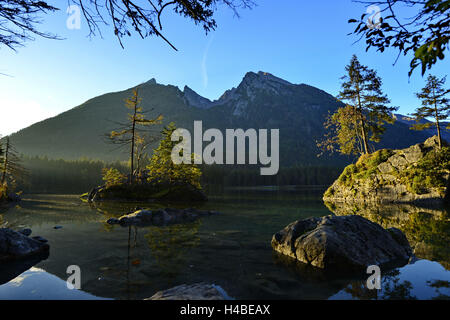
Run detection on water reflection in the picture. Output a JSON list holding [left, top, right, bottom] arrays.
[[325, 201, 450, 269], [0, 252, 49, 286], [0, 193, 449, 300], [0, 267, 109, 300], [330, 260, 450, 300]]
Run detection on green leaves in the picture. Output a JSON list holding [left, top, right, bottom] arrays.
[[411, 74, 449, 148], [349, 0, 450, 77], [146, 122, 202, 190], [331, 55, 397, 154]]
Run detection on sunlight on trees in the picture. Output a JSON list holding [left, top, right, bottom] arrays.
[[101, 167, 127, 188], [0, 137, 27, 199], [318, 55, 397, 156], [411, 75, 450, 149], [108, 87, 163, 183], [146, 123, 202, 190]]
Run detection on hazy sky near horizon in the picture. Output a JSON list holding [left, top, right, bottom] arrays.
[[1, 0, 449, 137]]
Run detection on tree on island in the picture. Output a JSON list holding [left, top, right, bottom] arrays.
[[0, 137, 27, 199], [101, 167, 127, 188], [134, 132, 157, 180], [0, 0, 253, 51], [411, 75, 450, 149], [349, 0, 450, 76], [147, 123, 202, 190], [318, 55, 397, 156], [108, 87, 163, 183]]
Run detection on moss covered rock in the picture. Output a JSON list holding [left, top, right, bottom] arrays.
[[324, 136, 450, 204]]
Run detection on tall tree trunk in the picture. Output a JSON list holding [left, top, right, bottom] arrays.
[[356, 86, 370, 155], [359, 115, 370, 155], [432, 87, 442, 149], [435, 104, 442, 149], [130, 112, 136, 184], [1, 138, 9, 185]]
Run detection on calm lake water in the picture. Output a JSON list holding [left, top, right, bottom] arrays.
[[0, 187, 449, 300]]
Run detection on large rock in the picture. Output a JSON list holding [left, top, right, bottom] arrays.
[[147, 283, 230, 300], [271, 215, 412, 272], [0, 228, 50, 261], [108, 208, 219, 227], [324, 136, 449, 204]]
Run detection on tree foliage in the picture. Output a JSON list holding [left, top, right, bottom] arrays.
[[0, 137, 27, 192], [101, 167, 127, 188], [0, 0, 59, 50], [146, 122, 202, 189], [411, 74, 450, 148], [108, 87, 162, 183], [349, 0, 450, 76], [0, 0, 253, 50], [318, 105, 365, 156], [319, 55, 397, 156]]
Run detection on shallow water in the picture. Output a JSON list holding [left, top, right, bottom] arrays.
[[0, 188, 449, 300]]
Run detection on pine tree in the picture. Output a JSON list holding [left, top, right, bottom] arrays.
[[411, 75, 450, 149], [102, 167, 127, 188], [108, 87, 163, 183], [146, 123, 202, 190], [318, 105, 364, 156], [0, 137, 27, 191], [320, 55, 397, 156]]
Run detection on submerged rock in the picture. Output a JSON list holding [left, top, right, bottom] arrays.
[[31, 236, 48, 243], [0, 228, 50, 261], [18, 228, 32, 237], [271, 215, 412, 272], [147, 283, 230, 300], [108, 208, 218, 227], [323, 136, 449, 204]]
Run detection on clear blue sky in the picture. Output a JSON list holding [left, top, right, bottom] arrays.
[[1, 0, 449, 136]]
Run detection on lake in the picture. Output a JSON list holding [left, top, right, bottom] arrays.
[[0, 187, 449, 300]]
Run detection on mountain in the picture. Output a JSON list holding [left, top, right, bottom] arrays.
[[394, 114, 450, 142], [7, 71, 432, 167]]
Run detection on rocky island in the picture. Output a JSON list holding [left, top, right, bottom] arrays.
[[82, 182, 207, 203], [323, 136, 449, 205]]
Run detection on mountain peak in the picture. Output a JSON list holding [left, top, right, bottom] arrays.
[[183, 85, 212, 109], [241, 71, 293, 87], [144, 78, 157, 85]]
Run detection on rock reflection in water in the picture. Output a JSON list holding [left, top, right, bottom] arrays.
[[0, 251, 49, 286], [325, 201, 450, 269]]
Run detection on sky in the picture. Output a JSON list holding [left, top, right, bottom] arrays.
[[0, 0, 449, 137]]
